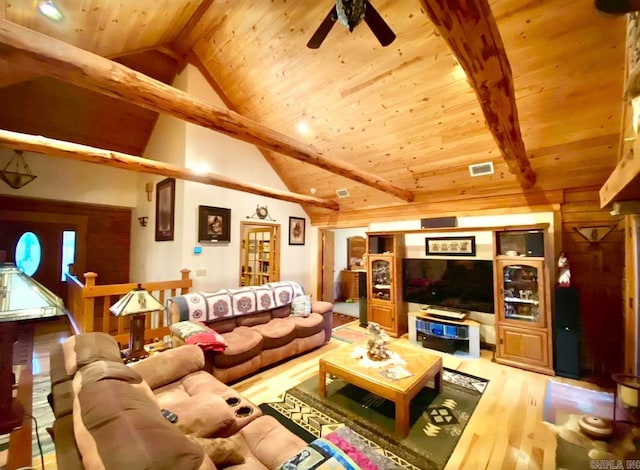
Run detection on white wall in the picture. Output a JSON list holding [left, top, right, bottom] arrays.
[[0, 148, 137, 206], [332, 227, 367, 300], [132, 64, 315, 292]]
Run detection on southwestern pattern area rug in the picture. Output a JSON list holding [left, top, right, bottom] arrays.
[[259, 368, 488, 470]]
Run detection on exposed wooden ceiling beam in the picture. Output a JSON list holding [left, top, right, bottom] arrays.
[[0, 43, 180, 89], [0, 129, 340, 211], [420, 0, 536, 189], [172, 0, 217, 57], [600, 139, 640, 207], [0, 19, 414, 203]]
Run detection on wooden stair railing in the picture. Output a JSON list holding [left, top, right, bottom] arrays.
[[65, 269, 192, 348]]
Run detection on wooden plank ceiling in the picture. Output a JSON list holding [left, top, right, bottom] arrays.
[[0, 0, 627, 223]]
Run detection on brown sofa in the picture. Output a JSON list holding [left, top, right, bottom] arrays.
[[48, 332, 308, 470], [168, 281, 333, 383]]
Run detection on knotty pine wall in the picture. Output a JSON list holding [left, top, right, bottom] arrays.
[[559, 187, 624, 383], [1, 195, 131, 285]]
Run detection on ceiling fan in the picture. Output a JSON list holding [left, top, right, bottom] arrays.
[[307, 0, 396, 49], [594, 0, 640, 13]]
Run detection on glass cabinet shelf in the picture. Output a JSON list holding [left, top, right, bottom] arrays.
[[371, 258, 392, 301], [499, 260, 543, 324], [504, 297, 539, 305]]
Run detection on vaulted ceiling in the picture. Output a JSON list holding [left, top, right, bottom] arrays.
[[0, 1, 627, 225]]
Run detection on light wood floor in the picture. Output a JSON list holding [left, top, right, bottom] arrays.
[[29, 317, 608, 470]]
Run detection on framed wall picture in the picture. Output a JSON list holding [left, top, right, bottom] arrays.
[[155, 178, 175, 241], [198, 206, 231, 242], [289, 217, 305, 245], [425, 236, 476, 256]]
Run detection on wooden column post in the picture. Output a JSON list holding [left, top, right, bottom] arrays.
[[82, 272, 97, 333]]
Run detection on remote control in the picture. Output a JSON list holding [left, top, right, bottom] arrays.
[[161, 408, 178, 423]]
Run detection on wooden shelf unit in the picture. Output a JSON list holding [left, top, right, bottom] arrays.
[[408, 312, 480, 357], [494, 228, 554, 375], [366, 232, 406, 337]]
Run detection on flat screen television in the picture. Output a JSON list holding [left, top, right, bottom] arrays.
[[402, 258, 494, 313]]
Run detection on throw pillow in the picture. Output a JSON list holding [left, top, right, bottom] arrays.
[[170, 321, 228, 352], [291, 294, 312, 318], [185, 435, 245, 468]]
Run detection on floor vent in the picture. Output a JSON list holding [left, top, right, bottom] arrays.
[[468, 161, 494, 177], [336, 188, 350, 198]]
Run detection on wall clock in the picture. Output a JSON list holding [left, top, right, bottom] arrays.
[[247, 205, 275, 221]]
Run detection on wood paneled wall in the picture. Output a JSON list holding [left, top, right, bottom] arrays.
[[0, 195, 131, 284], [560, 187, 624, 383]]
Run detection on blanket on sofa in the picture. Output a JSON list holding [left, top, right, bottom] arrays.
[[170, 281, 305, 322], [277, 426, 396, 470]]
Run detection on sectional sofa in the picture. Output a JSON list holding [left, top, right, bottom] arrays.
[[48, 332, 309, 469], [168, 281, 333, 383]]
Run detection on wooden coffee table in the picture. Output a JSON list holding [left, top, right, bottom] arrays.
[[319, 341, 442, 438]]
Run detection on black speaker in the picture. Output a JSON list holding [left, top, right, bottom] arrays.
[[554, 286, 581, 378], [421, 217, 458, 229], [555, 328, 581, 379], [554, 287, 581, 330], [359, 298, 368, 328], [524, 231, 544, 257], [357, 271, 367, 299]]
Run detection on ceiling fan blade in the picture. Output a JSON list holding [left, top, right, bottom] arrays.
[[595, 0, 640, 14], [307, 6, 338, 49], [363, 1, 396, 47]]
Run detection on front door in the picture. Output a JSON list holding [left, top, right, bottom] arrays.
[[0, 211, 87, 303]]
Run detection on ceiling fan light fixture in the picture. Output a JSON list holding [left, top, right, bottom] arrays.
[[307, 1, 395, 49], [0, 151, 37, 189], [38, 0, 64, 22]]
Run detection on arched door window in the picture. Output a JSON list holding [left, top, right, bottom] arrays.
[[15, 231, 41, 276]]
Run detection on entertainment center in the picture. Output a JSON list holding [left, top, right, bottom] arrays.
[[366, 224, 554, 375]]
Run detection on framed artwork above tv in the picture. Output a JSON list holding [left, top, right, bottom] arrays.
[[425, 236, 476, 256]]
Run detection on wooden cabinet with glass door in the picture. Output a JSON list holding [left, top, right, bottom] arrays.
[[494, 228, 553, 375], [366, 233, 406, 337]]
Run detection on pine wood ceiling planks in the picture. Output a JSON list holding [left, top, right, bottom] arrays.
[[0, 1, 629, 217]]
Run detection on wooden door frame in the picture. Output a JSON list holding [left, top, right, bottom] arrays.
[[317, 229, 336, 302], [625, 214, 640, 375]]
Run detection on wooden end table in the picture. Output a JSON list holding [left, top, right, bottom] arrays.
[[612, 373, 640, 426], [319, 341, 442, 438]]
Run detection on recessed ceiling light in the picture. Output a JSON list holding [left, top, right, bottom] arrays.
[[452, 64, 466, 81], [297, 121, 310, 135], [190, 163, 210, 174], [38, 0, 64, 22]]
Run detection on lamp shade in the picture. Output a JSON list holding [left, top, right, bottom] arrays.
[[110, 284, 163, 316], [0, 262, 65, 322]]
